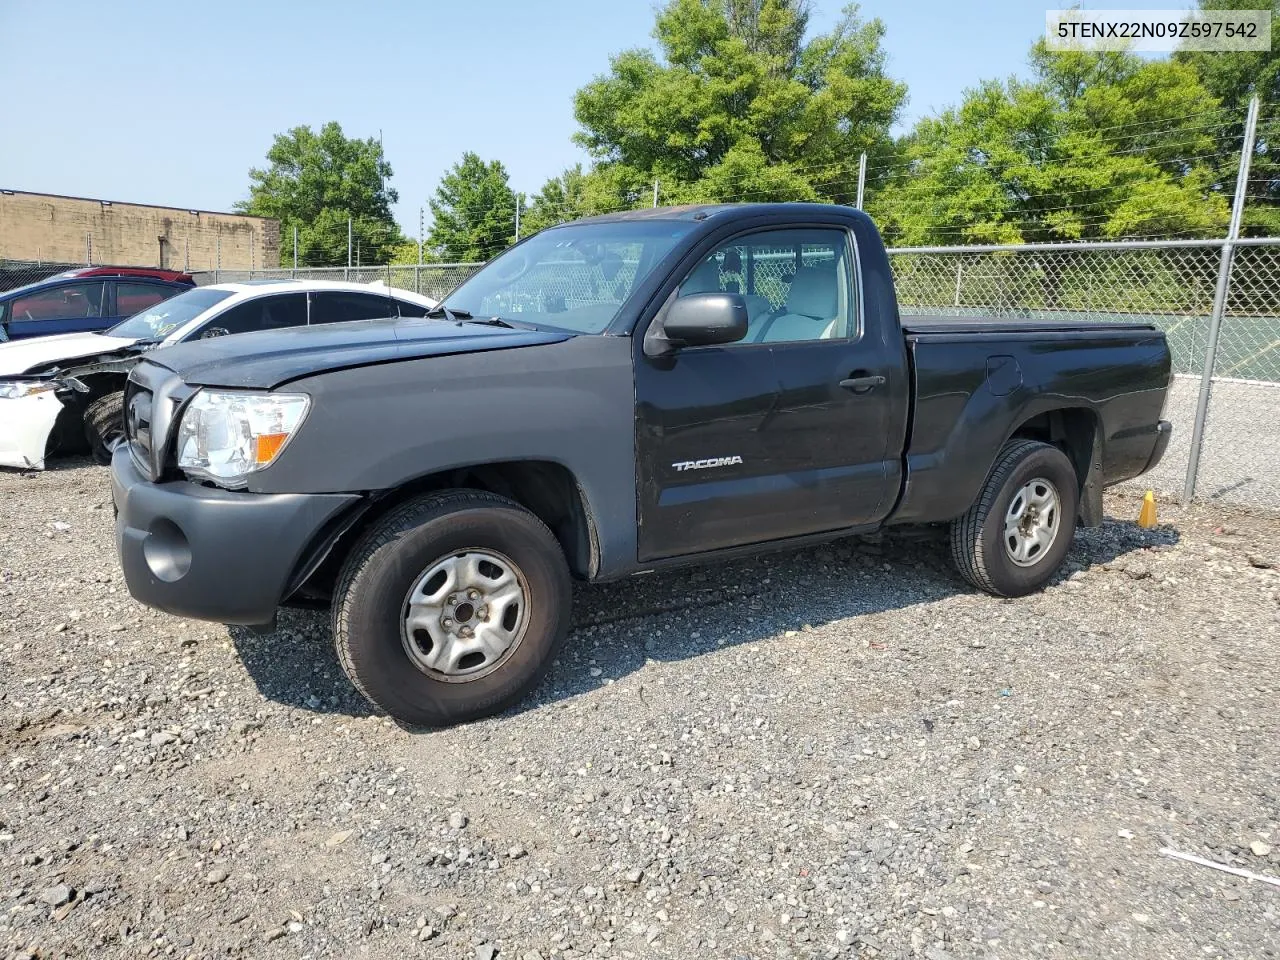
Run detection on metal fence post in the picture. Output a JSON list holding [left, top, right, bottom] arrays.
[[1183, 95, 1259, 502], [855, 153, 867, 210], [953, 261, 963, 307]]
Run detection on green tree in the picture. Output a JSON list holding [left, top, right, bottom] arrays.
[[873, 42, 1230, 245], [522, 165, 593, 234], [1176, 0, 1280, 235], [236, 122, 404, 266], [427, 153, 518, 261], [388, 239, 424, 266], [572, 0, 906, 205], [521, 164, 658, 233]]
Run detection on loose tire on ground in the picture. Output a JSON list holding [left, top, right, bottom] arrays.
[[332, 490, 572, 727], [84, 391, 125, 464], [950, 439, 1079, 597]]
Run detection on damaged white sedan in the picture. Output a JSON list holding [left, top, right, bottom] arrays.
[[0, 279, 436, 469], [0, 381, 67, 470]]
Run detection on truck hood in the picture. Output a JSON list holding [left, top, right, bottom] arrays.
[[0, 332, 140, 376], [142, 317, 574, 389]]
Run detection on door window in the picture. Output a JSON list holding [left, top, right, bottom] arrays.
[[9, 282, 105, 322], [116, 282, 175, 317], [676, 229, 855, 343], [395, 297, 430, 318], [309, 292, 395, 325], [195, 293, 307, 338]]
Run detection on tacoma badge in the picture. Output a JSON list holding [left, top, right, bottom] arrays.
[[672, 456, 744, 472]]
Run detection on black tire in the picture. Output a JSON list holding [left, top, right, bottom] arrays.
[[84, 391, 125, 464], [332, 490, 572, 726], [950, 439, 1079, 597]]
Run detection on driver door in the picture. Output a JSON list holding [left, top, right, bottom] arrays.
[[635, 226, 898, 561]]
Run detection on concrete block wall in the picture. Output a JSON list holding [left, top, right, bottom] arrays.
[[0, 190, 279, 271]]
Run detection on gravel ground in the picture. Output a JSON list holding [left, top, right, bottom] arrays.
[[1, 460, 1278, 960]]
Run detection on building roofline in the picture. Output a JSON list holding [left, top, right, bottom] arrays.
[[0, 187, 276, 222]]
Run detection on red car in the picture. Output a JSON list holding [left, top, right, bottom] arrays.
[[57, 266, 196, 285]]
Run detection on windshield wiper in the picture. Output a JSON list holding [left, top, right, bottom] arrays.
[[426, 304, 530, 329], [425, 303, 472, 322]]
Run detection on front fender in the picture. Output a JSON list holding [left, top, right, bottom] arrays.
[[0, 390, 65, 469], [245, 336, 640, 578]]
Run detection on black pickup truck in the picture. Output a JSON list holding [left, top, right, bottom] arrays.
[[110, 204, 1173, 725]]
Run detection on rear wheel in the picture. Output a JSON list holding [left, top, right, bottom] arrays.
[[84, 391, 125, 464], [332, 490, 572, 726], [950, 439, 1079, 597]]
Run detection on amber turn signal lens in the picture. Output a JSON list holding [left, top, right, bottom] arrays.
[[255, 433, 289, 463]]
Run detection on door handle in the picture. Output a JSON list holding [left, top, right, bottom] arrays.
[[839, 374, 886, 392]]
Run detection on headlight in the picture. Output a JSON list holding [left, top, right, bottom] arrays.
[[175, 390, 310, 487], [0, 380, 58, 400]]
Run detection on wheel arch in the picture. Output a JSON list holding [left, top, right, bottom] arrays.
[[285, 459, 600, 606], [1006, 406, 1104, 526], [75, 370, 129, 402], [45, 370, 131, 457]]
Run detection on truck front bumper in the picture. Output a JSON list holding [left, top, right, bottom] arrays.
[[110, 446, 360, 626]]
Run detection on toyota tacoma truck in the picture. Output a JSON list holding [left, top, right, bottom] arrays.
[[110, 204, 1173, 726]]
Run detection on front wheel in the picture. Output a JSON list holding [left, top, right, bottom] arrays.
[[332, 490, 572, 726], [950, 439, 1079, 597], [84, 391, 125, 464]]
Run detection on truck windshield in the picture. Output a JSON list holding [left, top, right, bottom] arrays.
[[107, 287, 234, 340], [441, 220, 696, 333]]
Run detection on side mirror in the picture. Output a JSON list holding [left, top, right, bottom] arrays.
[[656, 292, 748, 353]]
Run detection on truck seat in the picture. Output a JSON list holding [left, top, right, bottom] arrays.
[[754, 266, 839, 342]]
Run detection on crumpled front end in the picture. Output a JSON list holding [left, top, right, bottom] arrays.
[[0, 390, 64, 469]]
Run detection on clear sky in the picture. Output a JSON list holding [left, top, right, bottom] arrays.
[[0, 0, 1189, 234]]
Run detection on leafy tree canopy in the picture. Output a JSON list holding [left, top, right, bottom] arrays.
[[871, 41, 1231, 244], [236, 122, 403, 266], [427, 153, 518, 261], [1175, 0, 1280, 235], [556, 0, 905, 213]]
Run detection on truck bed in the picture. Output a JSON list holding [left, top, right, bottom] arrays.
[[892, 314, 1172, 527], [902, 315, 1159, 337]]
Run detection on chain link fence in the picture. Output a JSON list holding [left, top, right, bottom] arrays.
[[0, 259, 85, 294], [184, 237, 1279, 512], [887, 238, 1280, 511], [190, 264, 481, 302]]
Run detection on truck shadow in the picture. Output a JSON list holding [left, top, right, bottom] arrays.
[[227, 516, 1179, 721]]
